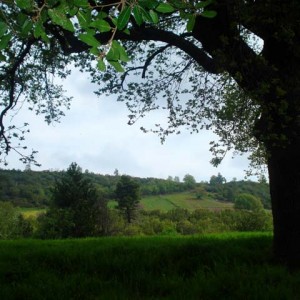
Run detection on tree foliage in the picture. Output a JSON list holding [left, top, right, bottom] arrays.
[[0, 201, 33, 238], [183, 174, 196, 189], [49, 162, 104, 237], [115, 175, 140, 223], [234, 193, 264, 211], [52, 162, 97, 209]]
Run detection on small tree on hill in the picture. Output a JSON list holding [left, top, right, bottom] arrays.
[[210, 173, 226, 186], [115, 175, 140, 223], [183, 174, 197, 190]]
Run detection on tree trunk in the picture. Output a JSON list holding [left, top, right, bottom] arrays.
[[267, 137, 300, 268]]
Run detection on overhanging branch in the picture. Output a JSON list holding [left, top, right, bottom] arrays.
[[0, 39, 35, 154]]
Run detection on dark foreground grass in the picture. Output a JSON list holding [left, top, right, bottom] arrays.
[[0, 233, 300, 299]]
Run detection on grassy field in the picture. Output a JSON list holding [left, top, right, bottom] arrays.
[[109, 192, 234, 212], [17, 207, 46, 219], [0, 233, 299, 299], [17, 192, 233, 220], [140, 192, 234, 211]]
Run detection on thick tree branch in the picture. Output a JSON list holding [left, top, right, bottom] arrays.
[[114, 28, 219, 74], [193, 4, 275, 97], [51, 24, 219, 74]]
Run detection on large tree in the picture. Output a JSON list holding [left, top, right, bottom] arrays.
[[0, 1, 299, 266]]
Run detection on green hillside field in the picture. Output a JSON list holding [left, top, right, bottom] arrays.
[[140, 192, 234, 211], [20, 192, 230, 218]]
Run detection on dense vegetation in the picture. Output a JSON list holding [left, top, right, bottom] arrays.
[[0, 165, 273, 240], [0, 168, 271, 208]]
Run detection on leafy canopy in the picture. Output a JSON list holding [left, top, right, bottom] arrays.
[[0, 0, 266, 174]]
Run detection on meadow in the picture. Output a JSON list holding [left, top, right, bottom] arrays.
[[19, 192, 228, 219], [1, 233, 300, 299], [108, 192, 234, 212], [140, 192, 234, 211], [17, 207, 46, 219]]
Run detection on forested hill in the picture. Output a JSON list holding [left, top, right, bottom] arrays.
[[0, 169, 271, 209]]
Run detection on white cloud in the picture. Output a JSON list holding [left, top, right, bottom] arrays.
[[3, 69, 254, 182]]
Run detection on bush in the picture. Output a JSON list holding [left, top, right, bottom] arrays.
[[234, 210, 273, 232], [0, 202, 19, 239], [234, 193, 264, 211], [123, 224, 143, 236], [176, 220, 198, 235], [36, 209, 75, 239]]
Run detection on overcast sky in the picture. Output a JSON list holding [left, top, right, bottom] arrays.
[[4, 69, 254, 182]]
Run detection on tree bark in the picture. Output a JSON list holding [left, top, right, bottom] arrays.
[[262, 87, 300, 268], [267, 136, 300, 268]]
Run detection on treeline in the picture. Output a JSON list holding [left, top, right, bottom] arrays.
[[0, 164, 272, 240], [0, 169, 271, 209], [0, 203, 273, 240], [0, 169, 186, 207]]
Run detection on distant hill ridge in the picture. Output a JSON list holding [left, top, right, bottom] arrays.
[[0, 169, 270, 209]]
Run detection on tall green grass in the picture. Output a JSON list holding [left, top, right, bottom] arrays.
[[0, 233, 299, 299]]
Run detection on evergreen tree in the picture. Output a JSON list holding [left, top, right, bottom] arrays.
[[115, 175, 140, 223], [51, 163, 101, 237]]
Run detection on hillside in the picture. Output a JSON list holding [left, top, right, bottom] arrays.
[[140, 192, 234, 211], [0, 169, 271, 209]]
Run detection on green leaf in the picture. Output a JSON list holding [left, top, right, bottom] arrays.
[[108, 60, 124, 72], [89, 47, 99, 56], [90, 19, 111, 32], [33, 20, 49, 42], [106, 41, 119, 61], [73, 0, 89, 7], [16, 0, 33, 10], [21, 19, 33, 36], [139, 0, 159, 10], [117, 6, 131, 30], [117, 43, 130, 62], [33, 21, 44, 38], [111, 17, 118, 26], [195, 0, 214, 9], [76, 10, 92, 28], [133, 6, 143, 26], [123, 28, 130, 35], [140, 7, 153, 23], [201, 10, 217, 18], [97, 11, 108, 19], [186, 15, 195, 32], [155, 3, 175, 13], [48, 8, 75, 32], [97, 59, 106, 71], [78, 33, 100, 47], [0, 22, 8, 37], [149, 10, 159, 23], [106, 41, 130, 63], [0, 52, 6, 61], [0, 34, 12, 50]]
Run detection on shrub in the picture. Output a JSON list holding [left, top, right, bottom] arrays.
[[36, 209, 75, 239], [176, 220, 197, 235], [234, 193, 264, 211]]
